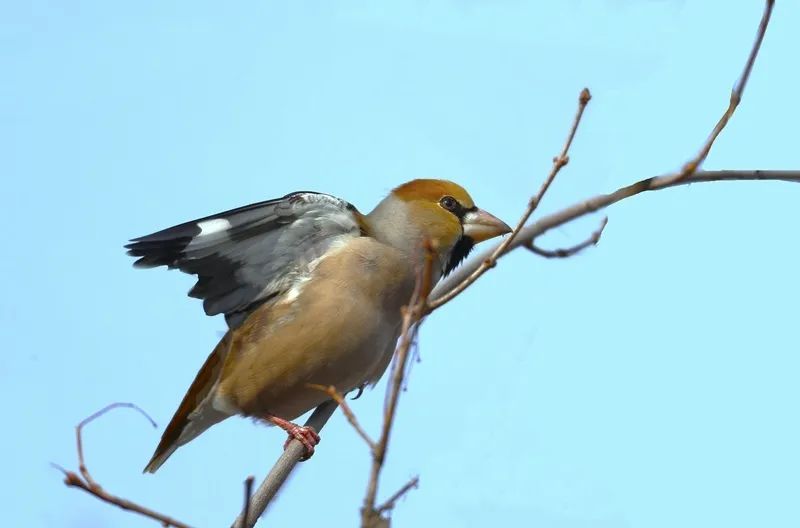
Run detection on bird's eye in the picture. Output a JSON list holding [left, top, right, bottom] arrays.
[[440, 195, 459, 212]]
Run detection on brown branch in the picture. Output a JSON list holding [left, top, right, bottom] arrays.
[[662, 0, 774, 186], [434, 0, 776, 302], [433, 170, 800, 301], [427, 87, 591, 312], [240, 476, 255, 528], [361, 242, 435, 528], [526, 216, 608, 258], [376, 476, 420, 515], [231, 400, 339, 528], [57, 403, 192, 528], [307, 384, 376, 449], [76, 403, 155, 488]]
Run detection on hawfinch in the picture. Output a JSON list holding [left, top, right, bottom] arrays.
[[126, 179, 511, 473]]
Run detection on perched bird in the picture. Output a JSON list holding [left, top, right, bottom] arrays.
[[126, 179, 511, 473]]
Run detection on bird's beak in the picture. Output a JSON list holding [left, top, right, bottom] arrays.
[[462, 209, 512, 243]]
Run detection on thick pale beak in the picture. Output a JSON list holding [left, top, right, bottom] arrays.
[[462, 208, 512, 243]]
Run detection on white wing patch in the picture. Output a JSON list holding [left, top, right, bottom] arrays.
[[198, 218, 232, 236], [274, 237, 350, 306], [281, 278, 310, 305], [127, 190, 363, 328]]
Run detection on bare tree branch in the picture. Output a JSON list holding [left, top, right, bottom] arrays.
[[664, 0, 775, 186], [526, 216, 608, 259], [376, 476, 420, 515], [433, 169, 800, 300], [240, 476, 255, 528], [307, 384, 376, 449], [361, 241, 435, 528], [435, 0, 775, 302], [56, 403, 192, 528], [426, 87, 592, 312], [231, 400, 338, 528]]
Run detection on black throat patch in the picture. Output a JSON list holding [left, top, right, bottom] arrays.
[[443, 236, 475, 276]]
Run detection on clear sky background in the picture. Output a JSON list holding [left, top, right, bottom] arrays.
[[2, 1, 799, 527]]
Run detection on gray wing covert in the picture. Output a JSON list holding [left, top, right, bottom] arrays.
[[125, 192, 363, 328]]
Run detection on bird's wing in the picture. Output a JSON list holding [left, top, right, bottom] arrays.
[[126, 191, 365, 328]]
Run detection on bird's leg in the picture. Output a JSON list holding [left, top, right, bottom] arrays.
[[263, 414, 320, 461]]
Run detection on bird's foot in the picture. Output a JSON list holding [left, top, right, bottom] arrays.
[[282, 425, 320, 461], [264, 414, 320, 461]]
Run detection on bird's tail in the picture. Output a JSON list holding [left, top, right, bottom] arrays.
[[144, 332, 234, 473]]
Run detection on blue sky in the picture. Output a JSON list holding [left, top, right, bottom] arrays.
[[2, 1, 799, 527]]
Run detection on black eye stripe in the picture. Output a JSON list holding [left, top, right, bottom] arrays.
[[439, 196, 474, 220], [458, 205, 477, 221]]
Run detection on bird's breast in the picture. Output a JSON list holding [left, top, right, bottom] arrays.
[[217, 237, 416, 419]]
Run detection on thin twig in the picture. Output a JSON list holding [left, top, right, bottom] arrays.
[[76, 402, 156, 488], [231, 400, 339, 528], [526, 216, 608, 258], [433, 170, 800, 301], [376, 476, 420, 515], [664, 0, 775, 185], [427, 87, 591, 312], [58, 403, 191, 528], [361, 241, 436, 527], [240, 476, 255, 528], [307, 384, 376, 449], [429, 0, 775, 304]]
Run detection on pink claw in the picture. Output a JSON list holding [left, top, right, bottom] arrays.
[[264, 414, 321, 461], [282, 425, 320, 460]]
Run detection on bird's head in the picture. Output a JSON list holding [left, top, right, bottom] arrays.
[[367, 179, 512, 277]]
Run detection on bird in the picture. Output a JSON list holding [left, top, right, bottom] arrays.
[[126, 179, 511, 473]]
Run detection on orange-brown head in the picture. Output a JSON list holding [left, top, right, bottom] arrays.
[[367, 179, 511, 276]]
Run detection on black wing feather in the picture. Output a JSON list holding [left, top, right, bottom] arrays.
[[125, 192, 362, 328]]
